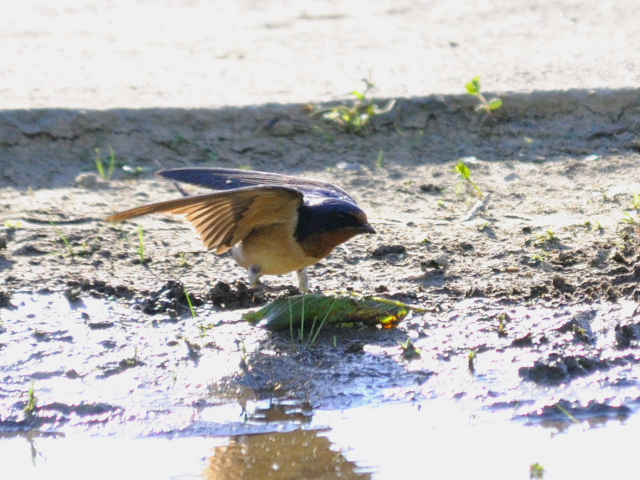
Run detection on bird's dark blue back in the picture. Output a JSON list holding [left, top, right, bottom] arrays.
[[157, 168, 357, 204]]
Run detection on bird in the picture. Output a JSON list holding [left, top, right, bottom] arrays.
[[106, 168, 375, 292]]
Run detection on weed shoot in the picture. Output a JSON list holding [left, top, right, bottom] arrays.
[[312, 77, 395, 133], [466, 76, 502, 116], [454, 160, 485, 198]]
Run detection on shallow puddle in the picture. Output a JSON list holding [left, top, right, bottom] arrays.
[[2, 293, 640, 478], [2, 400, 640, 479]]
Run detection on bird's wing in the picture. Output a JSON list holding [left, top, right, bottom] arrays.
[[156, 168, 358, 204], [106, 186, 303, 254]]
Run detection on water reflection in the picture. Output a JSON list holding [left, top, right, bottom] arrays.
[[204, 429, 371, 480]]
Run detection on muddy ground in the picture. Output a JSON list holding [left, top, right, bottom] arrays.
[[3, 91, 640, 436]]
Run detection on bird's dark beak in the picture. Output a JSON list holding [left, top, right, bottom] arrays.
[[360, 223, 376, 234]]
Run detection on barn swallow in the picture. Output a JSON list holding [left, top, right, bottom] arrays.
[[106, 168, 375, 292]]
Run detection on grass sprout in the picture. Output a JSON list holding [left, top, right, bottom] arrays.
[[95, 144, 116, 181], [312, 77, 395, 133], [50, 222, 76, 256], [137, 225, 147, 264], [183, 286, 197, 318], [621, 211, 639, 225], [468, 349, 477, 372], [289, 295, 338, 349], [24, 381, 37, 416]]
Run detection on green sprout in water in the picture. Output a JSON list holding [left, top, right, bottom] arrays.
[[312, 77, 395, 133], [376, 150, 385, 169], [454, 160, 485, 198], [466, 76, 502, 116], [95, 144, 116, 181], [633, 192, 640, 210], [24, 381, 37, 416]]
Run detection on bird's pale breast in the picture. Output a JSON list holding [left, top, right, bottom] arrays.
[[230, 215, 320, 275]]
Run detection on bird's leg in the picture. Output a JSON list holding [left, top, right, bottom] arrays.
[[296, 268, 309, 293], [248, 264, 262, 287]]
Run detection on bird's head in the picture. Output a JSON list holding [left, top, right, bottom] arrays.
[[295, 199, 375, 259]]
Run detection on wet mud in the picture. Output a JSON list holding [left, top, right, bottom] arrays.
[[3, 94, 640, 476]]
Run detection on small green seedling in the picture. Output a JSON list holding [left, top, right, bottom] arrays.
[[24, 381, 37, 416], [621, 211, 639, 225], [468, 349, 477, 372], [529, 462, 545, 479], [183, 286, 197, 318], [400, 339, 421, 360], [137, 225, 146, 264], [95, 144, 116, 181], [170, 135, 187, 150], [497, 313, 508, 336], [50, 222, 76, 257], [531, 250, 548, 262], [312, 77, 395, 133], [454, 160, 484, 198], [376, 150, 385, 169], [466, 76, 502, 115], [633, 192, 640, 209]]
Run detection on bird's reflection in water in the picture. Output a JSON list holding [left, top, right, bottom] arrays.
[[203, 428, 372, 480]]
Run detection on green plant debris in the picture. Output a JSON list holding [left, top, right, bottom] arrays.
[[244, 293, 412, 331], [454, 160, 485, 198], [312, 77, 395, 133], [95, 144, 116, 181], [465, 76, 502, 115], [376, 150, 385, 169], [633, 192, 640, 209]]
